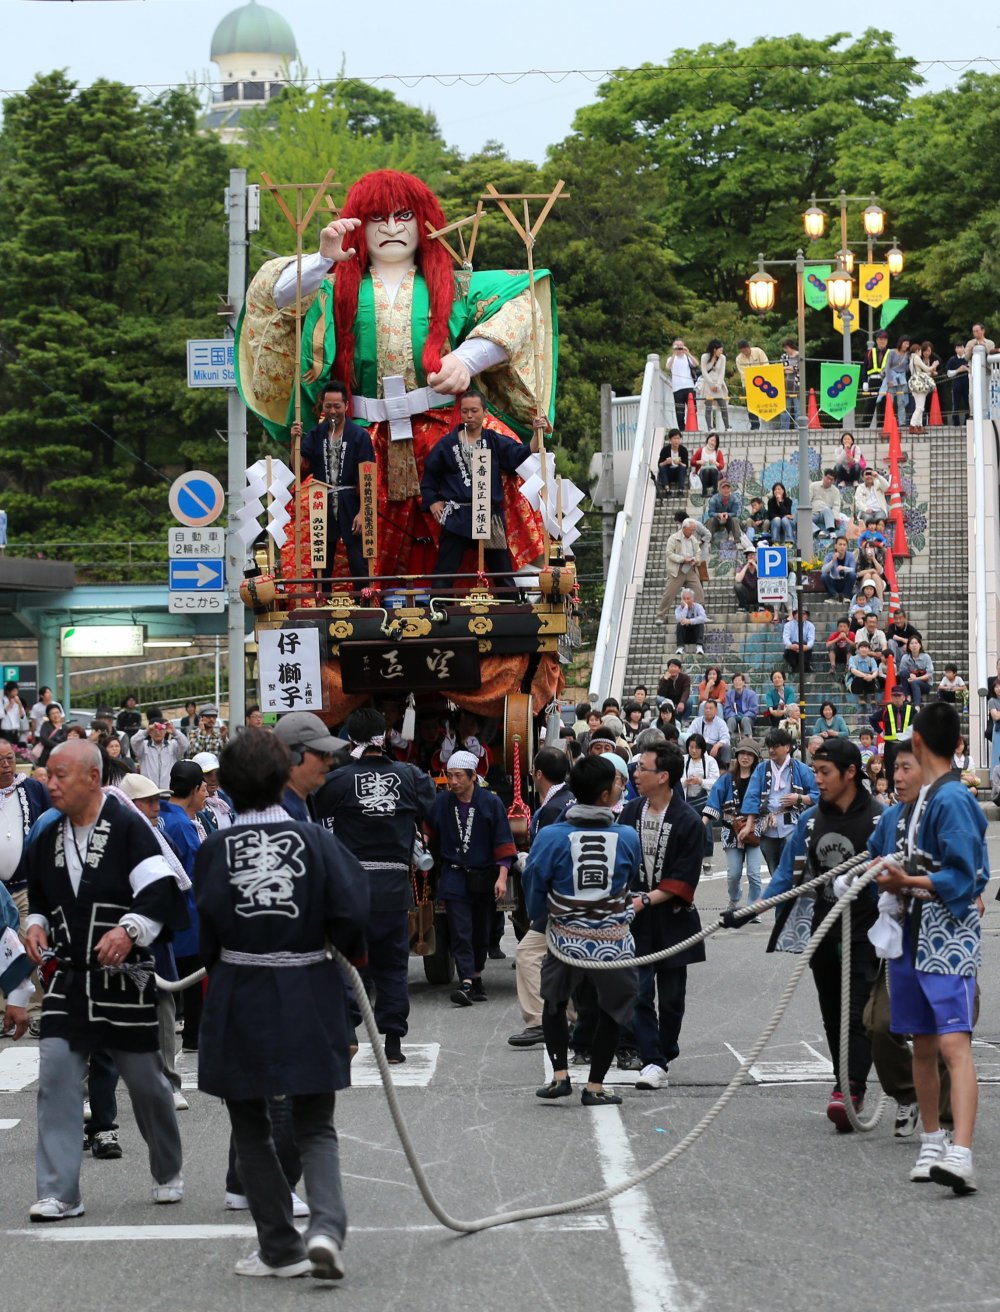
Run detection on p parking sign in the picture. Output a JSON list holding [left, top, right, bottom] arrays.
[[756, 545, 788, 579]]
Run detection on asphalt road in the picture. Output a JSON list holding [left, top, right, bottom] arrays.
[[3, 838, 1000, 1312]]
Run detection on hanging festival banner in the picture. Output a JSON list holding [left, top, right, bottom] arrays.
[[744, 363, 786, 422], [819, 362, 862, 421], [359, 462, 378, 561], [831, 298, 862, 335], [307, 483, 328, 572], [471, 447, 492, 540], [859, 263, 890, 307], [880, 298, 909, 330], [803, 265, 833, 311]]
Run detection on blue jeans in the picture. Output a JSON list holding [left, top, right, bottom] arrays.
[[813, 506, 845, 534], [770, 516, 794, 543], [779, 398, 800, 430], [725, 845, 763, 909], [822, 570, 855, 598], [688, 793, 714, 857]]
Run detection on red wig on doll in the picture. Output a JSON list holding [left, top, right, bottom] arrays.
[[334, 170, 454, 390]]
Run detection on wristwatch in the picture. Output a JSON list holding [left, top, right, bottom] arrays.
[[122, 922, 140, 942], [640, 893, 652, 909]]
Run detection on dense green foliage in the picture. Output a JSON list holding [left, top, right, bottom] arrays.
[[1, 36, 998, 561]]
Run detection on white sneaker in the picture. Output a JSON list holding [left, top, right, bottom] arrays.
[[234, 1251, 312, 1279], [224, 1191, 249, 1210], [173, 1091, 190, 1111], [893, 1101, 919, 1138], [653, 618, 664, 626], [675, 647, 684, 655], [695, 645, 705, 655], [910, 1132, 948, 1182], [929, 1146, 978, 1194], [152, 1174, 184, 1204], [307, 1233, 345, 1280], [635, 1063, 669, 1090], [30, 1197, 84, 1222], [291, 1191, 310, 1218]]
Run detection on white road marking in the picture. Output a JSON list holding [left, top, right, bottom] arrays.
[[0, 1047, 40, 1091], [725, 1039, 834, 1084], [0, 1118, 21, 1129], [591, 1109, 702, 1312], [8, 1216, 610, 1242]]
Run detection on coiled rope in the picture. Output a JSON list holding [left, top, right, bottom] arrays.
[[154, 846, 897, 1233]]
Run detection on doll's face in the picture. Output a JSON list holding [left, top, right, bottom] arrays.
[[365, 210, 419, 264]]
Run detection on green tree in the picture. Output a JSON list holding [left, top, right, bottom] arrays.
[[0, 73, 230, 551]]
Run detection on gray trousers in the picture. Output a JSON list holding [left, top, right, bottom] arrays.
[[157, 993, 182, 1093], [37, 1037, 182, 1203], [227, 1094, 346, 1268]]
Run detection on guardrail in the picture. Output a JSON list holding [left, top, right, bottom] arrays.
[[589, 353, 669, 704]]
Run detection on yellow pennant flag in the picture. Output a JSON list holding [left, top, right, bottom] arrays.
[[859, 263, 890, 307], [744, 362, 786, 421], [831, 298, 863, 335]]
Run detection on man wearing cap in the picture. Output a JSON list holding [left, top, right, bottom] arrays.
[[185, 706, 228, 760], [738, 728, 818, 878], [159, 762, 208, 1053], [853, 467, 889, 521], [313, 710, 435, 1064], [704, 738, 764, 914], [426, 752, 516, 1007], [191, 753, 234, 832], [131, 718, 189, 793], [760, 738, 882, 1131], [272, 713, 347, 823], [703, 479, 745, 547], [782, 606, 815, 674], [862, 330, 891, 428], [870, 686, 914, 790]]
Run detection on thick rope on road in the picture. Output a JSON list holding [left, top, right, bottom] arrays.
[[154, 846, 898, 1234]]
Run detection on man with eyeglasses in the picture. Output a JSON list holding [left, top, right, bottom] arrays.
[[272, 713, 348, 823]]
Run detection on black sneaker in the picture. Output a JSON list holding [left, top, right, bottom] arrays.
[[450, 982, 474, 1008], [487, 946, 507, 960], [383, 1034, 406, 1065], [581, 1088, 623, 1107], [569, 1049, 592, 1066], [469, 978, 488, 1002], [90, 1130, 122, 1160], [535, 1077, 571, 1100], [616, 1048, 643, 1072]]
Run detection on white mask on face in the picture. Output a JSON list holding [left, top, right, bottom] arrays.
[[364, 211, 419, 267]]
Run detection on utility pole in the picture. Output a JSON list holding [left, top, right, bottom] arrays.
[[225, 169, 250, 729]]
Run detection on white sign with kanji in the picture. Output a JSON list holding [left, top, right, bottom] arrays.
[[258, 627, 323, 713], [471, 446, 492, 541]]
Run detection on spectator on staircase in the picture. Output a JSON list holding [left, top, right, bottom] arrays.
[[654, 702, 680, 738], [735, 339, 769, 431], [945, 343, 970, 426], [856, 727, 877, 766], [656, 429, 690, 497], [782, 605, 815, 673], [668, 340, 700, 431], [857, 516, 889, 554], [886, 611, 922, 664], [898, 636, 934, 707], [691, 432, 725, 499], [767, 482, 796, 545], [849, 580, 883, 622], [834, 432, 866, 487], [812, 701, 851, 747], [778, 340, 802, 431], [656, 659, 692, 721], [699, 341, 730, 432], [685, 699, 731, 771], [825, 618, 855, 676], [697, 666, 727, 715], [744, 497, 768, 544], [811, 470, 849, 539], [951, 734, 979, 793], [733, 551, 759, 611], [655, 519, 705, 623], [703, 485, 746, 558], [778, 702, 803, 743], [846, 642, 882, 698], [853, 468, 889, 521], [765, 670, 796, 727], [854, 540, 886, 600], [723, 673, 759, 739], [674, 590, 707, 657], [820, 536, 856, 600], [853, 614, 888, 680], [907, 341, 938, 433], [937, 664, 967, 705]]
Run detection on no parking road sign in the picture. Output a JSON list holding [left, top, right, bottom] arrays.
[[168, 471, 225, 528]]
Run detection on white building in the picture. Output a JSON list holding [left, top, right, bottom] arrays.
[[204, 0, 298, 143]]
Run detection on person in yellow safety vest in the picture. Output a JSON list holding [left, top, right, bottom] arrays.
[[862, 330, 891, 428], [869, 686, 913, 789]]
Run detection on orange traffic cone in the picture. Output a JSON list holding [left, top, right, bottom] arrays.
[[884, 393, 903, 464], [807, 388, 822, 430], [928, 385, 943, 426], [883, 652, 896, 704], [685, 391, 698, 433]]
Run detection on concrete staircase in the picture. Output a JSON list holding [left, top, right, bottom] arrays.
[[623, 426, 970, 744]]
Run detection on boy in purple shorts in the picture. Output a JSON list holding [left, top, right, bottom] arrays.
[[874, 702, 987, 1193]]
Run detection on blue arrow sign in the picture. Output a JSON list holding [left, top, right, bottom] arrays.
[[168, 559, 225, 591], [757, 544, 789, 579]]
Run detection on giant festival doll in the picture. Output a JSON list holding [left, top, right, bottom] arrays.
[[236, 168, 556, 583]]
